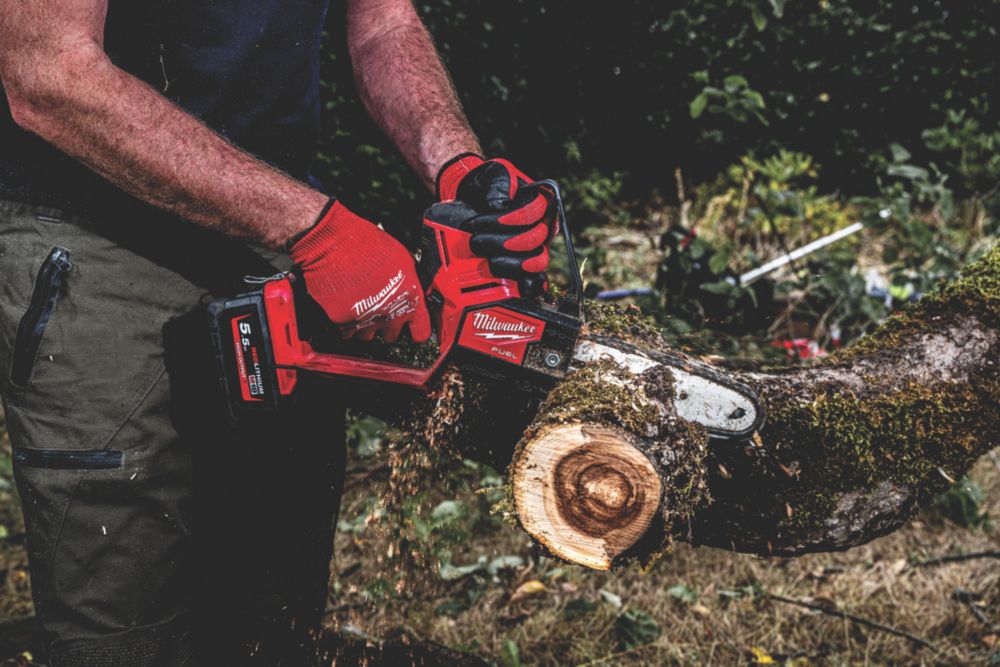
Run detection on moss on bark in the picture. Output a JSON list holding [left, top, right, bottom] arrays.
[[773, 246, 1000, 534], [582, 300, 662, 347], [762, 377, 1000, 537]]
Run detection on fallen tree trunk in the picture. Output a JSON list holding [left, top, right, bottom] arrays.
[[509, 245, 1000, 569]]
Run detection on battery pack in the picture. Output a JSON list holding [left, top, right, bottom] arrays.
[[207, 291, 283, 418]]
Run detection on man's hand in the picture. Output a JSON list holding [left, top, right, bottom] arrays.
[[437, 154, 557, 281], [289, 201, 432, 343]]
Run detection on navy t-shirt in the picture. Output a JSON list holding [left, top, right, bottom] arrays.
[[0, 0, 331, 215]]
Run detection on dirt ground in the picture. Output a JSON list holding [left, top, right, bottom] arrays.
[[1, 414, 998, 666]]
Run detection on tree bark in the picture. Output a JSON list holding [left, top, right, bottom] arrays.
[[508, 246, 1000, 569]]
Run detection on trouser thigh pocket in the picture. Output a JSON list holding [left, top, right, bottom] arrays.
[[10, 370, 194, 659], [15, 447, 124, 470], [12, 443, 125, 603]]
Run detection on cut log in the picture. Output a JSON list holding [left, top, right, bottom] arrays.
[[508, 245, 1000, 567], [512, 424, 661, 570]]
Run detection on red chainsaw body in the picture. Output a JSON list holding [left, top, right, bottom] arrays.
[[261, 211, 546, 396], [209, 182, 582, 416]]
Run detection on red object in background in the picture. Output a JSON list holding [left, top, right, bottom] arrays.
[[830, 325, 843, 348], [772, 337, 828, 359], [678, 228, 698, 249]]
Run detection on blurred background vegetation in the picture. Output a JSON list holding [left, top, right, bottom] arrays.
[[320, 0, 999, 225], [3, 1, 1000, 665]]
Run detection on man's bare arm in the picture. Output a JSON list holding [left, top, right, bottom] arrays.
[[347, 0, 482, 191], [0, 0, 326, 248]]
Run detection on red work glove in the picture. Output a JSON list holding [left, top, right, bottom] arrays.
[[436, 153, 557, 282], [289, 200, 432, 343]]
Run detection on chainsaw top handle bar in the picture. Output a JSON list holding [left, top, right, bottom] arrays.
[[522, 179, 583, 308], [418, 178, 584, 309]]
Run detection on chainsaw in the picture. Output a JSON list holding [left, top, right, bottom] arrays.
[[207, 181, 765, 440]]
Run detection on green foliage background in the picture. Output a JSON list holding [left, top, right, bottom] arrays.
[[318, 0, 1000, 232]]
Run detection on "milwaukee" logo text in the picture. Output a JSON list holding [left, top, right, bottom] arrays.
[[472, 312, 538, 341], [353, 270, 404, 317]]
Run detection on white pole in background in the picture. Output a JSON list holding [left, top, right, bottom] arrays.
[[738, 222, 864, 286]]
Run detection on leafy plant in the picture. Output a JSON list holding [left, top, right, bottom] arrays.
[[923, 109, 1000, 198], [667, 583, 698, 604], [500, 639, 522, 667], [858, 143, 974, 298], [615, 608, 662, 649], [345, 413, 386, 458], [656, 150, 863, 339], [319, 0, 1000, 219], [690, 74, 768, 126], [931, 477, 992, 530]]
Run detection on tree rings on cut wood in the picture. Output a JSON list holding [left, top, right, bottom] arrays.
[[512, 424, 662, 570]]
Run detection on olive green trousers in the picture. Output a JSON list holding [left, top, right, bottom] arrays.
[[0, 199, 346, 666]]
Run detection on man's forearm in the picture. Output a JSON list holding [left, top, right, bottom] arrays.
[[5, 46, 325, 248], [347, 0, 481, 191]]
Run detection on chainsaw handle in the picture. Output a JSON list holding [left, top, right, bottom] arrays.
[[518, 179, 583, 309], [417, 179, 582, 304]]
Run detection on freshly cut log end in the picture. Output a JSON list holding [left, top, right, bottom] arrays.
[[511, 424, 662, 570]]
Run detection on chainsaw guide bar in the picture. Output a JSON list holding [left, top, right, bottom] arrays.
[[572, 335, 766, 440]]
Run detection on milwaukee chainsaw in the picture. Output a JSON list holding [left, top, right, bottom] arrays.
[[208, 181, 765, 440]]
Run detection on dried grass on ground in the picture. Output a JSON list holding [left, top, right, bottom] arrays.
[[328, 456, 1000, 666]]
